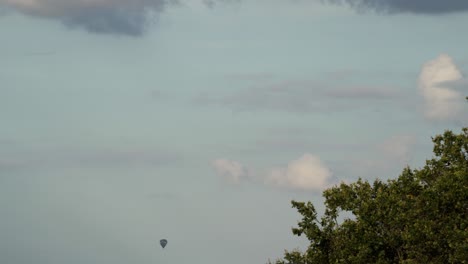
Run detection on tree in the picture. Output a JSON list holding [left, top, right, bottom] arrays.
[[269, 128, 468, 264]]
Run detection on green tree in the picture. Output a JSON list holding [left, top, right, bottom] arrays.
[[269, 128, 468, 264]]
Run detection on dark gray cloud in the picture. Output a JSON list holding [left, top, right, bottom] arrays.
[[203, 0, 240, 9], [322, 0, 468, 14], [0, 0, 236, 36], [61, 5, 157, 36], [0, 0, 177, 36]]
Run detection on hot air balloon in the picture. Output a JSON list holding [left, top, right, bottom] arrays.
[[160, 239, 167, 249]]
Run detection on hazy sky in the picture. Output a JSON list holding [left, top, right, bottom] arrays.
[[1, 0, 467, 263]]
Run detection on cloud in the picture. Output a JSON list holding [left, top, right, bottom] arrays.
[[347, 133, 419, 180], [68, 147, 181, 167], [378, 134, 416, 164], [0, 146, 182, 171], [322, 0, 468, 14], [0, 158, 25, 171], [212, 154, 333, 191], [0, 0, 237, 36], [147, 192, 183, 201], [439, 78, 468, 92], [0, 0, 180, 36], [4, 1, 468, 36], [324, 85, 399, 100], [265, 154, 333, 191], [212, 158, 250, 184], [224, 72, 276, 82], [418, 54, 466, 122], [195, 80, 400, 113], [203, 0, 239, 9]]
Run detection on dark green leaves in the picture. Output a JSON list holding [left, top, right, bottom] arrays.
[[270, 128, 468, 264]]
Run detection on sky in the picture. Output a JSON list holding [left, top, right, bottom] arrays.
[[1, 0, 467, 263]]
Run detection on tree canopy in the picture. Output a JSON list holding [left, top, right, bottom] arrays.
[[269, 127, 468, 264]]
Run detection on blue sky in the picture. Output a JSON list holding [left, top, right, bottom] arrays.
[[1, 0, 467, 263]]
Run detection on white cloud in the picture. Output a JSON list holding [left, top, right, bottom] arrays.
[[418, 54, 466, 121], [265, 153, 332, 191], [212, 154, 333, 191], [212, 158, 250, 184]]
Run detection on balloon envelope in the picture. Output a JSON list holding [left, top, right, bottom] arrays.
[[160, 239, 167, 248]]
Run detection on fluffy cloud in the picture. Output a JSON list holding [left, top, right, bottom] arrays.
[[322, 0, 468, 14], [212, 154, 333, 191], [212, 158, 250, 184], [265, 154, 333, 191], [418, 54, 466, 122]]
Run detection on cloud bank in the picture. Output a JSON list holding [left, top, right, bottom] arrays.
[[196, 80, 399, 113], [0, 0, 179, 36], [0, 0, 233, 36], [212, 153, 333, 191], [322, 0, 468, 14], [418, 54, 466, 122], [0, 146, 181, 172], [4, 0, 468, 36]]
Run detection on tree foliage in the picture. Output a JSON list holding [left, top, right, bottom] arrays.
[[269, 127, 468, 264]]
